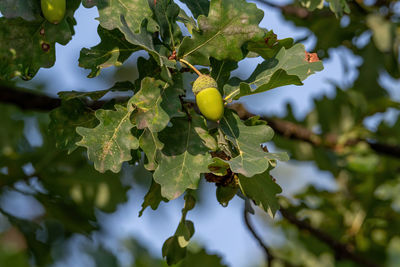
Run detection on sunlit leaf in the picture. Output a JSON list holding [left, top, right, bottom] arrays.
[[76, 104, 138, 173], [178, 0, 265, 65], [224, 44, 324, 100]]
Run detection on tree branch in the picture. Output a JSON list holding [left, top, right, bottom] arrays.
[[0, 84, 61, 111], [279, 208, 380, 267], [230, 103, 400, 159], [1, 86, 399, 159], [243, 204, 274, 266], [255, 0, 312, 18]]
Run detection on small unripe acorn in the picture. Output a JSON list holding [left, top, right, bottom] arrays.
[[41, 0, 66, 24], [193, 75, 224, 121]]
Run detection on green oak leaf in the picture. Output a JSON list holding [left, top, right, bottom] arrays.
[[0, 1, 80, 80], [219, 110, 274, 177], [76, 104, 138, 173], [163, 194, 196, 264], [224, 44, 324, 100], [0, 18, 55, 80], [88, 0, 157, 33], [238, 171, 282, 217], [44, 0, 81, 45], [180, 0, 210, 18], [154, 112, 213, 200], [208, 157, 230, 176], [210, 58, 238, 93], [139, 179, 168, 217], [135, 56, 163, 88], [139, 129, 163, 171], [247, 30, 294, 59], [0, 0, 40, 21], [49, 99, 97, 154], [216, 185, 237, 207], [130, 77, 185, 133], [119, 18, 176, 81], [58, 81, 134, 101], [178, 0, 265, 66], [149, 0, 182, 49], [177, 8, 198, 35], [79, 26, 140, 78]]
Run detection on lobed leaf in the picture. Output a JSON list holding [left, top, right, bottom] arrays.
[[119, 18, 176, 81], [87, 0, 157, 33], [139, 129, 163, 171], [0, 1, 79, 80], [49, 99, 97, 154], [178, 0, 265, 66], [58, 81, 134, 101], [130, 77, 184, 133], [180, 0, 210, 19], [238, 171, 282, 217], [247, 30, 294, 59], [76, 104, 138, 173], [162, 194, 196, 264], [224, 44, 324, 100], [154, 112, 213, 200], [210, 58, 238, 93], [79, 26, 140, 78], [139, 179, 167, 217], [149, 0, 182, 49], [0, 0, 40, 21], [219, 110, 274, 177]]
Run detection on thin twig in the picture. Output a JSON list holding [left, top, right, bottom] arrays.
[[243, 203, 274, 266], [254, 0, 280, 9], [179, 59, 202, 76]]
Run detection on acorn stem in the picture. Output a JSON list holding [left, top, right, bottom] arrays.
[[179, 59, 202, 76]]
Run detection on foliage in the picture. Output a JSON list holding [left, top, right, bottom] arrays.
[[0, 0, 399, 266]]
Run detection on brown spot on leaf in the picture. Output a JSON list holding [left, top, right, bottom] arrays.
[[305, 51, 319, 62], [168, 50, 176, 60], [211, 151, 231, 161], [41, 42, 51, 52], [39, 28, 45, 35]]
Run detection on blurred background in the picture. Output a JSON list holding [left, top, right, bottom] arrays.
[[1, 0, 400, 266]]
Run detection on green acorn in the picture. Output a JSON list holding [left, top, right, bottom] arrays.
[[41, 0, 66, 24], [192, 75, 224, 121]]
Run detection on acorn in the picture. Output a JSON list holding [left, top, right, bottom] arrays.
[[41, 0, 66, 24], [192, 75, 224, 121]]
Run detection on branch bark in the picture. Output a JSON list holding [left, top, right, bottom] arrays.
[[0, 84, 61, 111], [243, 204, 274, 266], [280, 208, 380, 267], [230, 103, 400, 159], [1, 85, 400, 159]]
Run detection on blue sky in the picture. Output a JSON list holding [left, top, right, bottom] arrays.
[[3, 1, 399, 266]]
